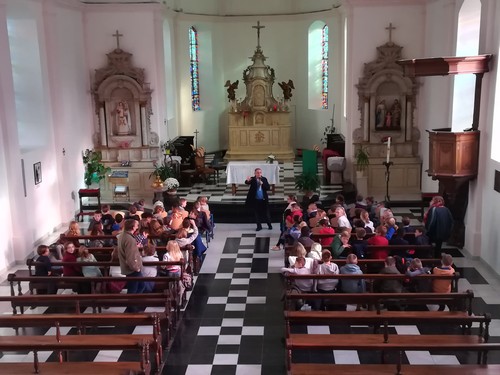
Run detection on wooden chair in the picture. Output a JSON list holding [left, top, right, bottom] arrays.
[[194, 156, 216, 183]]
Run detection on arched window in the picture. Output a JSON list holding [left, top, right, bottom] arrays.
[[321, 25, 329, 109], [189, 26, 200, 111], [308, 21, 330, 110]]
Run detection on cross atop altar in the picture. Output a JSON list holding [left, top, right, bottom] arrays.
[[224, 21, 295, 162]]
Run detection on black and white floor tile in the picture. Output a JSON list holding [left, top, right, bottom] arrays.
[[177, 161, 342, 205]]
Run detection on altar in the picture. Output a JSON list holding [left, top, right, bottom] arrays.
[[226, 161, 280, 195], [224, 22, 295, 162]]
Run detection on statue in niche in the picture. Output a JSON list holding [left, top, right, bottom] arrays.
[[375, 99, 386, 129], [224, 80, 239, 101], [115, 101, 130, 135], [391, 99, 402, 129], [278, 80, 295, 100]]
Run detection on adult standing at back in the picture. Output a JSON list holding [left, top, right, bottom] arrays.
[[424, 196, 454, 257], [117, 219, 145, 312], [245, 168, 272, 231]]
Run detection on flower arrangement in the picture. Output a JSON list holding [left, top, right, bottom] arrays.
[[160, 139, 176, 155], [266, 154, 276, 164], [164, 177, 179, 191]]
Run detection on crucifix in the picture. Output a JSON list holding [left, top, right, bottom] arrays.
[[194, 129, 199, 149], [252, 21, 265, 48], [385, 23, 396, 43], [113, 30, 123, 50]]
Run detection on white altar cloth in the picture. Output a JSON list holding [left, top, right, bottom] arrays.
[[226, 161, 280, 185]]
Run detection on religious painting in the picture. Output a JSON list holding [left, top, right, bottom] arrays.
[[33, 162, 42, 185]]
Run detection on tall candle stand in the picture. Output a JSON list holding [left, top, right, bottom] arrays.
[[383, 161, 393, 202]]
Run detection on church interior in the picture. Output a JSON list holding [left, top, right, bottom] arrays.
[[1, 0, 500, 374]]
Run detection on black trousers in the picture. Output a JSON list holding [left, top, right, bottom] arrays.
[[254, 199, 271, 228]]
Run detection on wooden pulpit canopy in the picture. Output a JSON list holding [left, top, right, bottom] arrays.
[[397, 54, 492, 77]]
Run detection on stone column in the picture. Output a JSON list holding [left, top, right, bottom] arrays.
[[99, 106, 107, 146], [363, 97, 370, 141], [406, 99, 412, 141], [141, 106, 148, 146]]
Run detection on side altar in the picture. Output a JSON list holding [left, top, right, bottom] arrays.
[[225, 22, 295, 162], [91, 32, 160, 201]]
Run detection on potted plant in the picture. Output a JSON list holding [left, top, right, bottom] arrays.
[[355, 147, 370, 176], [150, 161, 176, 181], [82, 149, 111, 188], [294, 172, 320, 194]]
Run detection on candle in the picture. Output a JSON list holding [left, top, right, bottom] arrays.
[[386, 137, 391, 163]]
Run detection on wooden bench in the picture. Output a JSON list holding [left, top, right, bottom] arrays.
[[284, 272, 461, 293], [0, 335, 150, 375], [0, 312, 164, 369], [286, 335, 500, 371], [289, 364, 500, 375], [285, 244, 435, 263], [7, 274, 182, 324], [284, 290, 473, 314]]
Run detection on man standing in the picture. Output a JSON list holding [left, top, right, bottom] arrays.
[[117, 219, 145, 312], [245, 168, 272, 231]]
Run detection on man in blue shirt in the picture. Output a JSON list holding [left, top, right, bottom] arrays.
[[245, 168, 272, 231]]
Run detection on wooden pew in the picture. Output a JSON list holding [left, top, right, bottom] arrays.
[[7, 273, 182, 324], [284, 273, 462, 293], [289, 364, 500, 375], [0, 312, 163, 369], [0, 335, 150, 375], [285, 244, 435, 264], [286, 335, 500, 369], [284, 290, 474, 315]]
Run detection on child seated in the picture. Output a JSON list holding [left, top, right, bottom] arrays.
[[35, 245, 57, 294], [351, 227, 368, 258], [77, 246, 102, 277], [414, 227, 430, 246], [162, 240, 183, 277], [142, 244, 159, 292], [197, 196, 211, 221], [281, 257, 314, 293]]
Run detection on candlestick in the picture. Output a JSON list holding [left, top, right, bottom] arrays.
[[386, 136, 391, 163]]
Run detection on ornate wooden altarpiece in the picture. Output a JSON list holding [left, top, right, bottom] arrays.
[[225, 21, 295, 162]]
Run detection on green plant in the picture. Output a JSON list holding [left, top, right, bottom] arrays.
[[82, 149, 111, 187], [355, 147, 370, 172], [160, 139, 176, 155], [294, 172, 320, 193], [150, 161, 176, 181]]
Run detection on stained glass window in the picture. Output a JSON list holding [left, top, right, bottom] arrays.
[[321, 25, 329, 109], [189, 27, 200, 111]]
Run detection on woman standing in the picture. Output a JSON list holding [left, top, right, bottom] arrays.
[[424, 196, 454, 257]]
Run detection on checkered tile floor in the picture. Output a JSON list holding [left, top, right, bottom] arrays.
[[177, 161, 343, 204]]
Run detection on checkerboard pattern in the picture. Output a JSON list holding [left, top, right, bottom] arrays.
[[177, 161, 343, 204]]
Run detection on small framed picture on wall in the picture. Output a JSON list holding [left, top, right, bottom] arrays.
[[34, 162, 42, 185]]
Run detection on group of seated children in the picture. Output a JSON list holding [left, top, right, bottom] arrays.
[[281, 243, 455, 310]]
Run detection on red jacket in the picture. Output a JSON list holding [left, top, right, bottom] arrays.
[[367, 235, 389, 259]]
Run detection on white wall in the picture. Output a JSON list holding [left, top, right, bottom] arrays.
[[0, 0, 92, 268], [467, 0, 500, 271]]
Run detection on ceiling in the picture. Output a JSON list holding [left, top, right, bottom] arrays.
[[80, 0, 341, 16]]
